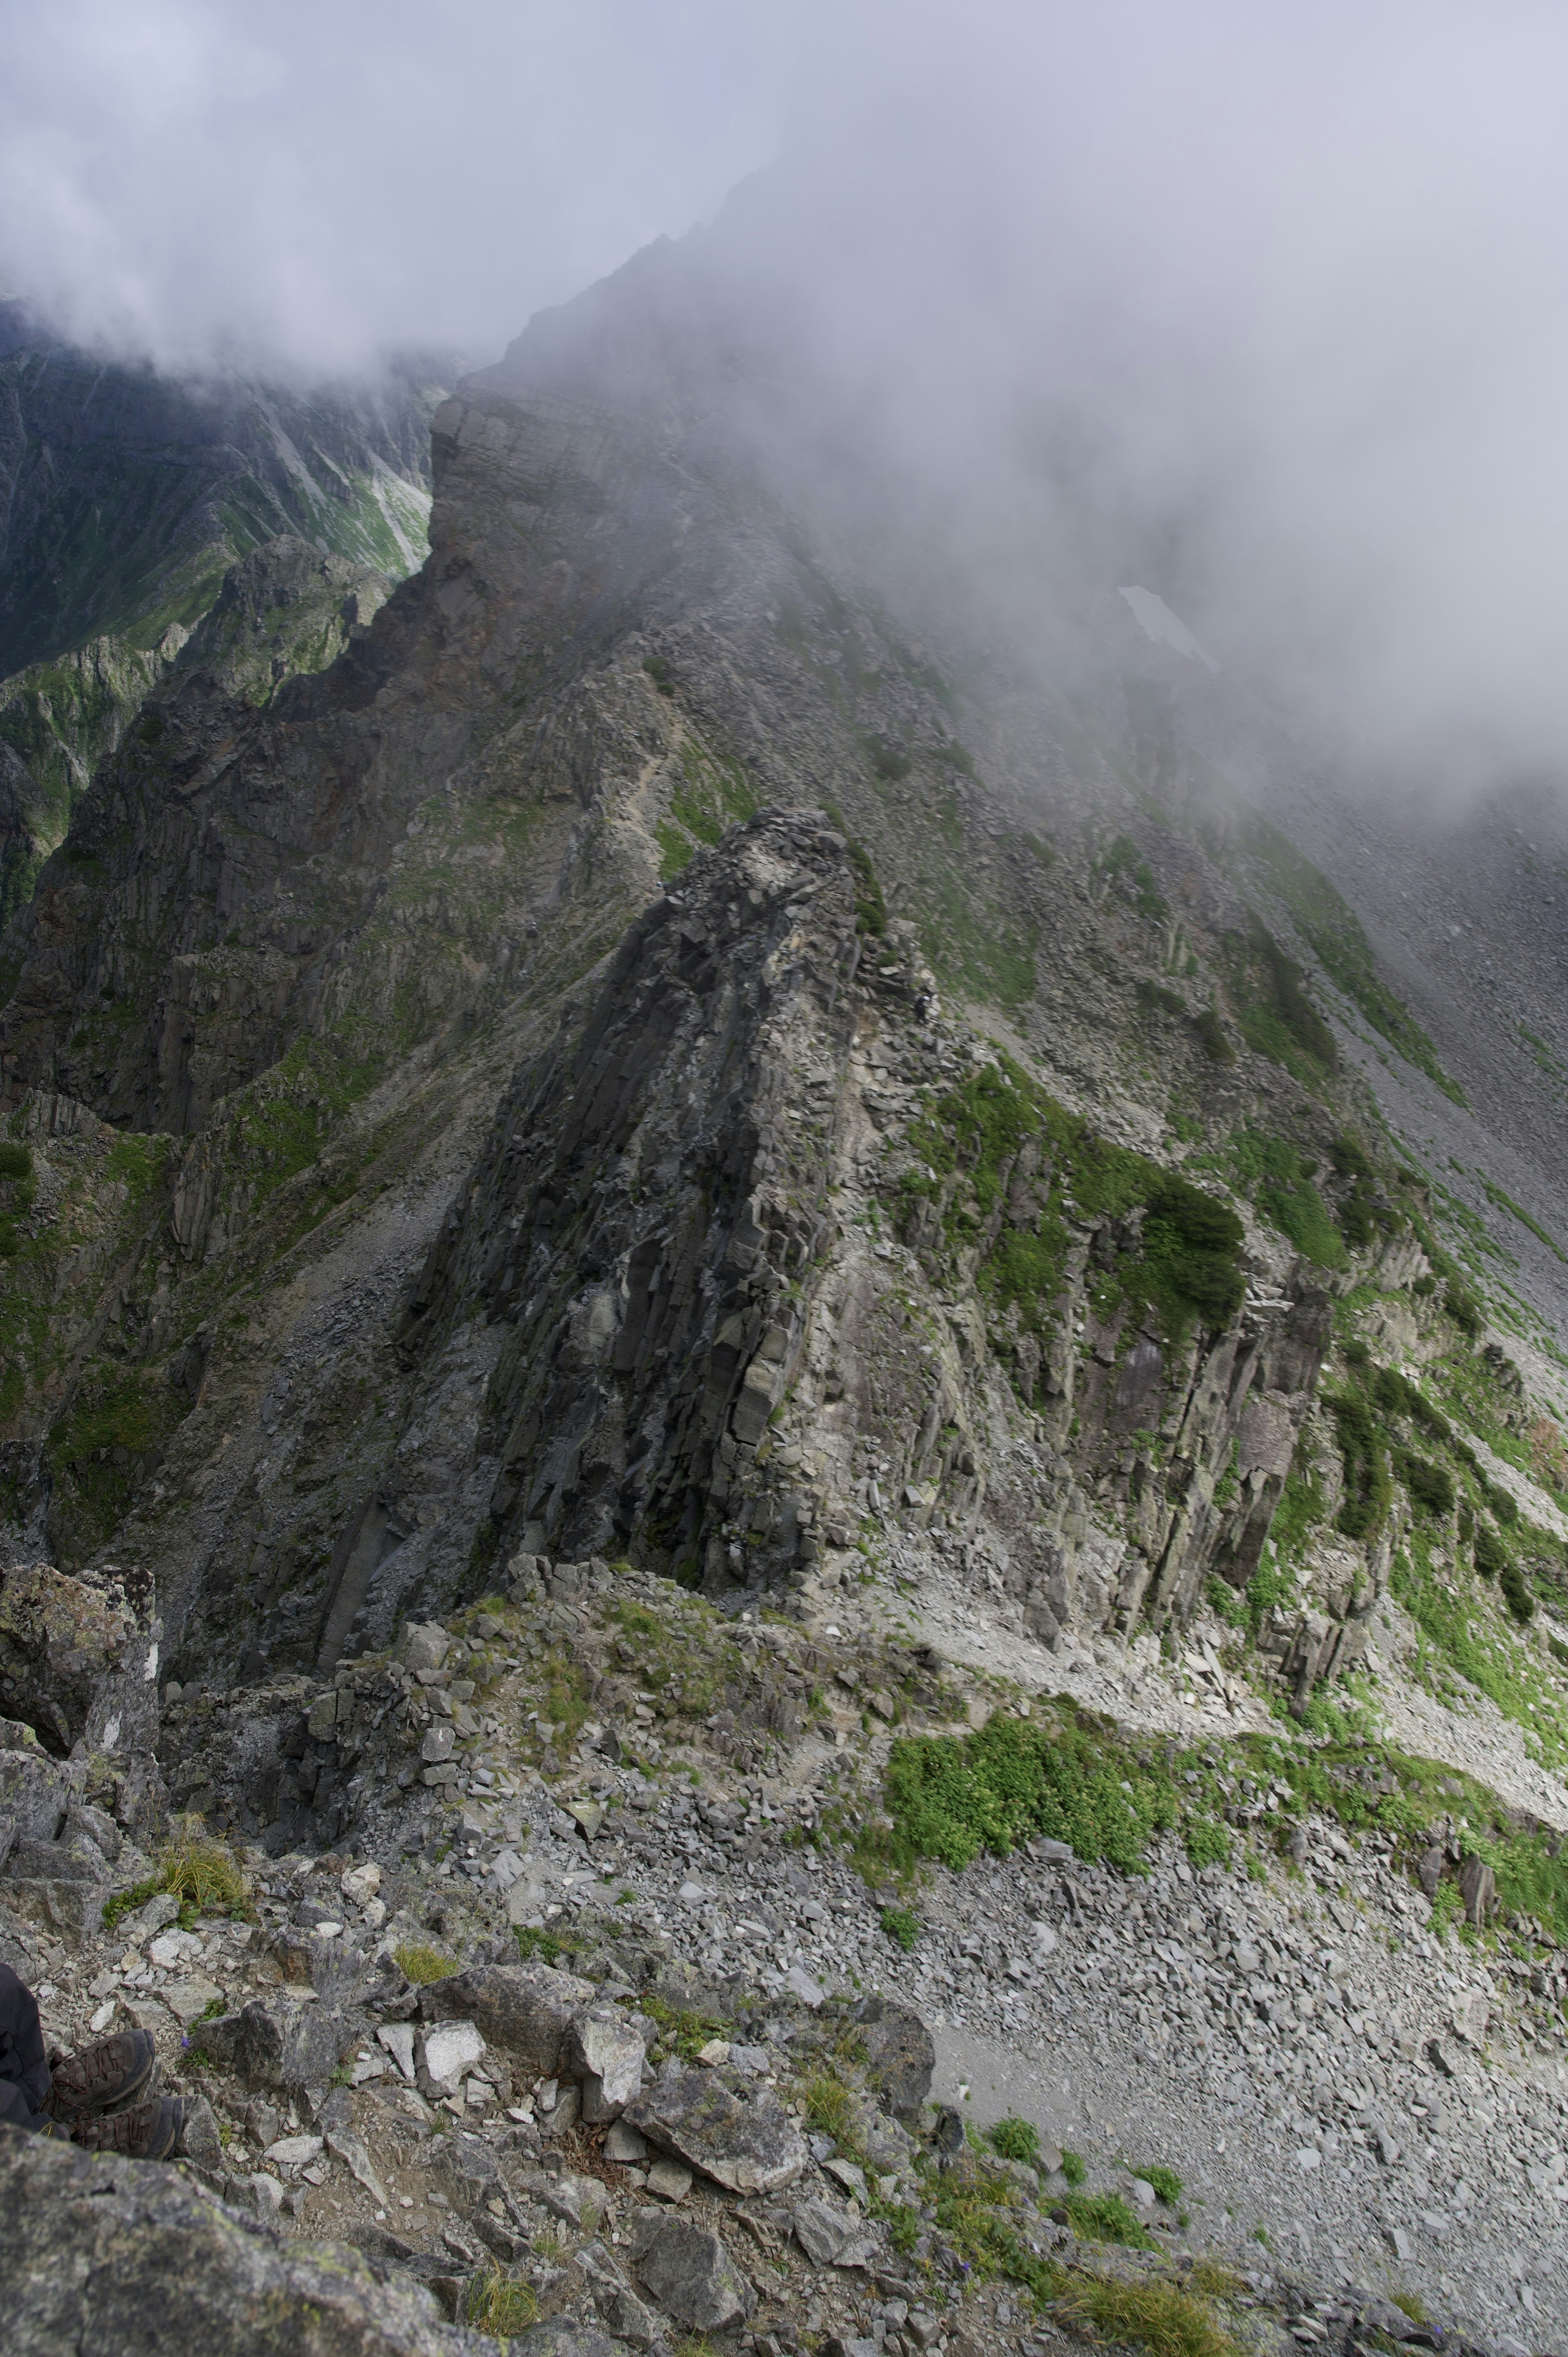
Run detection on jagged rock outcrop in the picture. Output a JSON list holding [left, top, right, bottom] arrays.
[[400, 805, 865, 1574]]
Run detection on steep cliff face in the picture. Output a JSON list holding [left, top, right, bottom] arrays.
[[0, 231, 1561, 1777]]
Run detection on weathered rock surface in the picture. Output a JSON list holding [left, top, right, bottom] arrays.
[[416, 1964, 592, 2077], [629, 2212, 754, 2329], [851, 1994, 935, 2119], [1, 2127, 501, 2354], [624, 2058, 808, 2194], [192, 1994, 357, 2106]]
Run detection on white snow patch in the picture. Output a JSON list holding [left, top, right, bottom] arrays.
[[1118, 586, 1219, 673]]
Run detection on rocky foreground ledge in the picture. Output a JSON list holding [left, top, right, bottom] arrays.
[[1, 1560, 1561, 2357], [0, 1942, 1504, 2357]]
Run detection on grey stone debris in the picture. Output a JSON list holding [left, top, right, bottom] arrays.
[[511, 2325, 622, 2357], [793, 2194, 880, 2268]]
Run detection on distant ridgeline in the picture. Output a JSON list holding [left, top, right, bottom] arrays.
[[0, 309, 449, 922]]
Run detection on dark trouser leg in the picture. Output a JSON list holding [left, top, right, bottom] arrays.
[[0, 2076, 45, 2129], [0, 1960, 52, 2122]]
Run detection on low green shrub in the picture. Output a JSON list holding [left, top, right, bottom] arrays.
[[394, 1940, 457, 1985], [102, 1816, 251, 1932], [879, 1904, 920, 1951], [986, 2116, 1040, 2164]]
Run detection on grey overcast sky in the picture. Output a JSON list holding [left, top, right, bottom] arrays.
[[9, 0, 1568, 772]]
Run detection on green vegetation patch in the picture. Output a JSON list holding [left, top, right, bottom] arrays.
[[45, 1361, 187, 1553], [878, 1705, 1230, 1876], [1241, 816, 1465, 1104], [656, 733, 761, 878], [104, 1815, 252, 1933], [1098, 834, 1169, 922], [986, 2115, 1041, 2164], [902, 1053, 1244, 1383], [393, 1940, 458, 1985], [1225, 1130, 1346, 1269], [1223, 921, 1339, 1083], [1480, 1176, 1568, 1266]]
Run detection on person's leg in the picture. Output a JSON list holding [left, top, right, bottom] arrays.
[[0, 1962, 51, 2121], [0, 2073, 42, 2128]]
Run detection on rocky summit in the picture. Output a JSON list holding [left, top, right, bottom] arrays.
[[4, 216, 1568, 2357]]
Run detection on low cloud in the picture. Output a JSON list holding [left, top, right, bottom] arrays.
[[10, 0, 1568, 774]]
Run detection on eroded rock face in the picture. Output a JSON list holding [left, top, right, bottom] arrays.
[[0, 205, 1460, 1710], [0, 2127, 500, 2355], [0, 1559, 160, 1759], [400, 807, 864, 1574]]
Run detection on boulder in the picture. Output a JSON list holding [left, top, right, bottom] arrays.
[[600, 2285, 663, 2346], [417, 1963, 593, 2078], [851, 1994, 934, 2118], [567, 2003, 646, 2120], [623, 2060, 807, 2194], [190, 1994, 355, 2109], [631, 2215, 754, 2330], [0, 2126, 499, 2353], [396, 1623, 451, 1676]]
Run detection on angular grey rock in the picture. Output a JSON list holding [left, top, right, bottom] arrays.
[[435, 2131, 501, 2204], [1459, 1853, 1496, 1925], [190, 1994, 354, 2107], [397, 1623, 451, 1676], [327, 2125, 390, 2206], [633, 2216, 754, 2329], [567, 2003, 646, 2121], [624, 2059, 807, 2193], [851, 1994, 934, 2118], [417, 1963, 593, 2078], [178, 2094, 223, 2172], [601, 2284, 663, 2346], [843, 2090, 913, 2172], [0, 2127, 494, 2353], [793, 2194, 878, 2268]]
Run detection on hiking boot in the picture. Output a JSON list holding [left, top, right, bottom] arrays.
[[47, 2027, 157, 2123], [74, 2093, 185, 2161]]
